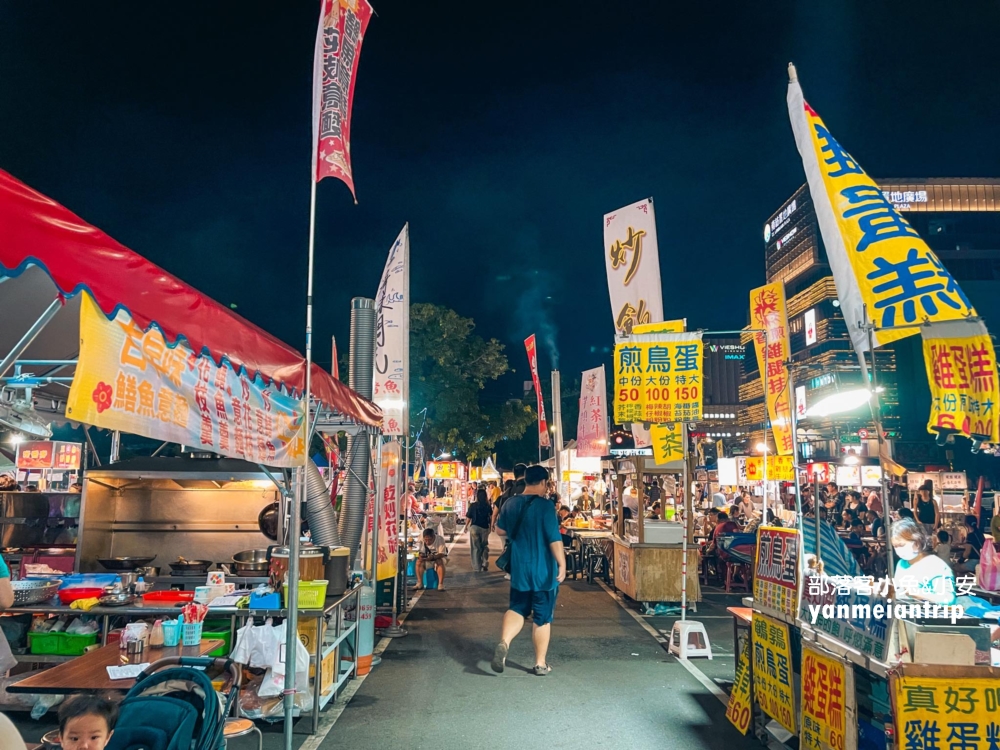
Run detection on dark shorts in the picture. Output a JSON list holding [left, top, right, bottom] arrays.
[[509, 587, 558, 626]]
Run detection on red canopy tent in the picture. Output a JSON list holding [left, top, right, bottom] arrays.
[[0, 168, 380, 427]]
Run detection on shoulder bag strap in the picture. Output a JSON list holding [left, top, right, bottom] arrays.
[[510, 497, 535, 542]]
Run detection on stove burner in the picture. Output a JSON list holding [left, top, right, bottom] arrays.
[[169, 569, 208, 577]]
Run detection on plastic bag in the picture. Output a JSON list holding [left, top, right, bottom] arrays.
[[258, 622, 311, 709], [231, 620, 279, 669], [978, 540, 1000, 591]]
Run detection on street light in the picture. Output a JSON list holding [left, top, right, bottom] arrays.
[[437, 452, 451, 459], [755, 442, 769, 454], [805, 388, 872, 418]]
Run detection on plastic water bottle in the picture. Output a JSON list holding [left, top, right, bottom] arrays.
[[356, 580, 376, 675]]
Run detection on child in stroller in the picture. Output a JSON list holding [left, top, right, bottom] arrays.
[[58, 695, 118, 750]]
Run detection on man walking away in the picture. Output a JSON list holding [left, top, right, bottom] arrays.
[[493, 463, 527, 580], [466, 487, 493, 571], [492, 465, 566, 676]]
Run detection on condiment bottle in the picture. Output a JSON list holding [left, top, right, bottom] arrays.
[[134, 576, 147, 595], [149, 620, 164, 649]]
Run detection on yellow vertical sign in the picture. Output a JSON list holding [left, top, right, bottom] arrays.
[[650, 424, 683, 464], [726, 637, 754, 735], [753, 613, 796, 734], [801, 645, 854, 750], [750, 283, 794, 456]]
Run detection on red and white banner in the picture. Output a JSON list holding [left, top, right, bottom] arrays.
[[524, 335, 551, 449], [577, 366, 608, 458], [312, 0, 374, 197]]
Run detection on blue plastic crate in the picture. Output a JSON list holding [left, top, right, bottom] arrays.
[[249, 591, 281, 610]]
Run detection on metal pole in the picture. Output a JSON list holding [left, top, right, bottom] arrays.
[[370, 436, 382, 588], [109, 431, 121, 463], [680, 423, 689, 622], [862, 308, 894, 578], [552, 371, 563, 495], [402, 436, 411, 611], [787, 361, 809, 608], [0, 298, 62, 379]]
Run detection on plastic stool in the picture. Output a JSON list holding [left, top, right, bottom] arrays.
[[224, 718, 262, 749], [423, 569, 439, 589], [668, 620, 713, 660]]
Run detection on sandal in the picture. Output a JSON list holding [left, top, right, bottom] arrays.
[[533, 664, 552, 676]]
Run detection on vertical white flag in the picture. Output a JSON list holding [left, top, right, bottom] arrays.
[[604, 198, 664, 447], [374, 225, 409, 436], [577, 366, 608, 458]]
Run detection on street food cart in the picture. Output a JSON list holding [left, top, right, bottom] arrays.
[[610, 453, 701, 607], [424, 460, 466, 540]]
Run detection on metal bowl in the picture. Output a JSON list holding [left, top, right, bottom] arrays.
[[233, 549, 269, 565], [12, 578, 62, 605]]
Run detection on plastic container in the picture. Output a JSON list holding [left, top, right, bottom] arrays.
[[142, 590, 195, 604], [282, 580, 329, 610], [28, 631, 99, 656], [181, 622, 203, 647], [422, 569, 439, 590], [161, 620, 180, 647], [58, 587, 104, 605], [201, 620, 232, 657]]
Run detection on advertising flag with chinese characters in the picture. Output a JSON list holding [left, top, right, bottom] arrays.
[[604, 198, 664, 339], [753, 526, 800, 617], [753, 613, 797, 734], [614, 333, 704, 425], [576, 366, 608, 458], [524, 335, 551, 449], [376, 441, 401, 581], [750, 282, 794, 456], [312, 0, 374, 198], [745, 455, 795, 482], [801, 645, 856, 750], [921, 319, 1000, 443], [787, 69, 976, 353], [373, 225, 409, 437], [632, 319, 686, 335], [66, 293, 306, 467], [726, 638, 754, 736], [891, 675, 999, 750], [650, 424, 684, 465]]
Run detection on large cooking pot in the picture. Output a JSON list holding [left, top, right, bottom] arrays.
[[267, 544, 327, 585], [231, 549, 269, 576]]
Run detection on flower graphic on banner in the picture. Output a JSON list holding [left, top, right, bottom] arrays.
[[92, 382, 113, 414]]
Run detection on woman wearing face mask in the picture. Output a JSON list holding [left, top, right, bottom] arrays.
[[890, 518, 957, 605]]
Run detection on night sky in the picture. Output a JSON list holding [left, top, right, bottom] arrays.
[[3, 1, 1000, 397]]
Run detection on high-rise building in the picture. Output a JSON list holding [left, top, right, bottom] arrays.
[[742, 179, 1000, 468]]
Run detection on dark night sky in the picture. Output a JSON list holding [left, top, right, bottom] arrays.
[[3, 1, 1000, 396]]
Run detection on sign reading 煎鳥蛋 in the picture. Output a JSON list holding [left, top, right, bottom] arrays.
[[753, 526, 799, 617], [613, 333, 704, 425]]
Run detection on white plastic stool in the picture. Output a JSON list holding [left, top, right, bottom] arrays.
[[668, 620, 713, 660]]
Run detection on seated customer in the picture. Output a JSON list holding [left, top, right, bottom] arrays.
[[935, 529, 952, 563], [890, 518, 957, 605], [866, 509, 885, 539], [414, 528, 448, 591], [712, 511, 740, 560]]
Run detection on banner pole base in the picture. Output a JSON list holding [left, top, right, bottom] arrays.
[[381, 624, 408, 638]]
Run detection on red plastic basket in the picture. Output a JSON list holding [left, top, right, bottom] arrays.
[[142, 590, 195, 604], [58, 587, 104, 605]]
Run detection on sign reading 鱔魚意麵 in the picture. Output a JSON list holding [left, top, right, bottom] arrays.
[[753, 613, 796, 734], [753, 526, 799, 618], [66, 293, 306, 467], [614, 333, 704, 425]]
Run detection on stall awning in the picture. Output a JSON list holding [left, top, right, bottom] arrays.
[[0, 169, 381, 427]]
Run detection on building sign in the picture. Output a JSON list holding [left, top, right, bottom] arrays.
[[796, 385, 808, 420], [604, 198, 664, 338], [753, 613, 797, 734], [754, 526, 800, 617], [66, 293, 306, 467], [610, 447, 653, 457], [16, 441, 82, 470], [614, 333, 704, 425], [804, 308, 817, 346], [750, 282, 794, 455], [882, 189, 928, 210], [801, 645, 856, 750], [892, 676, 1000, 750], [810, 373, 837, 391], [765, 198, 799, 243], [726, 638, 753, 736], [707, 342, 746, 361], [921, 319, 1000, 443]]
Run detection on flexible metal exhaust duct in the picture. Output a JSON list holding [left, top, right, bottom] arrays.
[[339, 297, 376, 567], [304, 457, 340, 547]]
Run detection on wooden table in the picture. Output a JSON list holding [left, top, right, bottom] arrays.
[[727, 605, 753, 656], [8, 639, 223, 695]]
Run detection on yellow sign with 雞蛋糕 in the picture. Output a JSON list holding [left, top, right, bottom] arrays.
[[613, 333, 704, 426], [892, 676, 999, 750]]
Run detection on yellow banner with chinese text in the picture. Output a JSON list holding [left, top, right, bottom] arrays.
[[66, 293, 306, 466], [801, 645, 854, 750], [750, 283, 794, 456], [745, 455, 795, 482], [921, 320, 1000, 443], [632, 319, 686, 335], [892, 675, 997, 750], [726, 637, 753, 735], [613, 334, 704, 425], [650, 424, 683, 465], [753, 613, 797, 734]]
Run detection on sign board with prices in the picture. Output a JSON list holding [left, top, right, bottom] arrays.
[[726, 637, 753, 736], [753, 613, 797, 734], [614, 334, 705, 425], [744, 455, 795, 482], [801, 645, 856, 750], [753, 527, 800, 618], [16, 441, 82, 470]]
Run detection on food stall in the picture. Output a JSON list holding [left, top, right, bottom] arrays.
[[424, 460, 466, 540], [610, 452, 701, 608]]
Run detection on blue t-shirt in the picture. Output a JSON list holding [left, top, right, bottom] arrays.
[[0, 553, 9, 579], [498, 494, 562, 592]]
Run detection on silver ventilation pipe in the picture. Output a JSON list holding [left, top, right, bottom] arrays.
[[339, 297, 376, 568], [304, 458, 340, 546]]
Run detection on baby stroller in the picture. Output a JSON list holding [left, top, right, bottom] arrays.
[[107, 656, 240, 750]]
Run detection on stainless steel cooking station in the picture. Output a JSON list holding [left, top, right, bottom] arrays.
[[76, 456, 281, 573]]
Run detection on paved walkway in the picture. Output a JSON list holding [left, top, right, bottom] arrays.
[[323, 532, 760, 750]]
